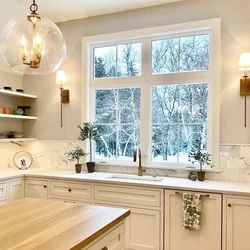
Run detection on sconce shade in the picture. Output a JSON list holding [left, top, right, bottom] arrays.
[[56, 70, 67, 85], [239, 52, 250, 71]]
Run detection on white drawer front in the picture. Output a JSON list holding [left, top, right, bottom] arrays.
[[50, 197, 91, 205], [94, 185, 161, 207], [86, 223, 124, 250], [9, 179, 24, 202], [50, 181, 91, 200], [0, 199, 7, 206], [0, 183, 7, 199]]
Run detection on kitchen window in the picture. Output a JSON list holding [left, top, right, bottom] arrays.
[[83, 19, 221, 169]]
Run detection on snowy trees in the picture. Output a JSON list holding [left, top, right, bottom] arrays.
[[93, 34, 209, 163]]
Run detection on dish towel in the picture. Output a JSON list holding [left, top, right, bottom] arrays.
[[183, 193, 201, 231]]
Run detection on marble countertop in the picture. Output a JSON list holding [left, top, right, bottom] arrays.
[[1, 169, 250, 196]]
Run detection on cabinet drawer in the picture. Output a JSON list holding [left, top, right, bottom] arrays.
[[0, 182, 7, 200], [85, 223, 124, 250], [50, 197, 91, 205], [9, 179, 24, 202], [50, 181, 91, 200], [0, 199, 7, 206], [25, 179, 48, 200], [94, 185, 162, 207]]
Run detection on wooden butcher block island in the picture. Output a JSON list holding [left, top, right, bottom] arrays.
[[0, 198, 130, 250]]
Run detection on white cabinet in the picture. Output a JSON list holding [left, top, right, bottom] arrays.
[[83, 223, 125, 250], [0, 199, 7, 206], [0, 182, 7, 200], [25, 179, 48, 200], [94, 184, 163, 250], [164, 190, 221, 250], [223, 195, 250, 250], [125, 207, 161, 250], [9, 179, 24, 202]]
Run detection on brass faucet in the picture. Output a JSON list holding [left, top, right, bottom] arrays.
[[133, 148, 146, 176]]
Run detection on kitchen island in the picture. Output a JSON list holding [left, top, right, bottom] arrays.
[[0, 198, 130, 250]]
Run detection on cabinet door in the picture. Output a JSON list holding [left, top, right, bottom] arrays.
[[9, 179, 24, 202], [125, 207, 161, 250], [224, 196, 250, 250], [25, 179, 48, 200], [165, 190, 221, 250]]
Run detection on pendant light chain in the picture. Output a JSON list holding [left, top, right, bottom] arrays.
[[30, 0, 39, 14]]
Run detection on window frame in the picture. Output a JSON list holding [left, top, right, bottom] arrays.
[[82, 18, 221, 170]]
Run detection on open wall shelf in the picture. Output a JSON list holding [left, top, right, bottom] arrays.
[[0, 89, 37, 99], [0, 138, 37, 143], [0, 114, 37, 120]]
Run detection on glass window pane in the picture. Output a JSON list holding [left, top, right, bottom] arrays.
[[95, 89, 117, 124], [179, 83, 208, 123], [95, 125, 116, 160], [152, 85, 179, 124], [95, 87, 141, 161], [179, 125, 208, 163], [152, 125, 178, 163], [118, 88, 141, 124], [118, 125, 140, 160], [179, 34, 210, 72], [152, 38, 179, 74], [94, 46, 116, 78], [117, 43, 142, 77], [152, 83, 208, 164]]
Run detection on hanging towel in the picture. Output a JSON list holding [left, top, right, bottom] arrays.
[[183, 193, 201, 231]]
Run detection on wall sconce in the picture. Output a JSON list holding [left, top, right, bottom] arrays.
[[239, 52, 250, 127], [56, 70, 70, 127]]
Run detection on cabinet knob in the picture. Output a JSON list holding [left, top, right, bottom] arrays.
[[228, 204, 232, 207], [68, 189, 72, 192], [101, 247, 108, 250], [43, 185, 47, 188]]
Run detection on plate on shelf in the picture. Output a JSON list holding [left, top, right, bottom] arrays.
[[13, 151, 33, 170]]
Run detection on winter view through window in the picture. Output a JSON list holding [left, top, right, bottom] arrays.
[[93, 33, 210, 164]]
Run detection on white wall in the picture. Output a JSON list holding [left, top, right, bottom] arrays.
[[23, 0, 250, 144]]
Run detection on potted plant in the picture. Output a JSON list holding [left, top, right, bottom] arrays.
[[78, 122, 101, 173], [190, 151, 212, 181], [65, 146, 88, 173]]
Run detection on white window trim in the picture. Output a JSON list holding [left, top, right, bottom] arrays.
[[82, 18, 221, 171]]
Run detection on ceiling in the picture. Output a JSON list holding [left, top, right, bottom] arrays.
[[3, 0, 182, 24], [0, 0, 182, 74]]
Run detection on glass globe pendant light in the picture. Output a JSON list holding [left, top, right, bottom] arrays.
[[0, 0, 66, 75]]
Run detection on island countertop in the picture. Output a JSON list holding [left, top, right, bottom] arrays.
[[0, 198, 130, 250]]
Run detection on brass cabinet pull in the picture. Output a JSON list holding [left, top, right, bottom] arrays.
[[101, 247, 108, 250], [68, 189, 72, 192], [43, 185, 47, 188], [228, 203, 232, 207]]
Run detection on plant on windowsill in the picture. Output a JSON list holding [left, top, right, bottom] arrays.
[[190, 151, 212, 181], [77, 122, 102, 173], [65, 146, 88, 173]]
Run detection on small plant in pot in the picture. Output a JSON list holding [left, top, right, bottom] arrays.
[[78, 122, 102, 173], [190, 151, 212, 181], [65, 146, 88, 173]]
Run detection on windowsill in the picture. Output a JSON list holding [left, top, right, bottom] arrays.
[[94, 161, 221, 173]]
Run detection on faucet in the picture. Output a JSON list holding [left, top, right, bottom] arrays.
[[133, 148, 146, 176]]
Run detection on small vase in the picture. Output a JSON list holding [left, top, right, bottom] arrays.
[[75, 164, 82, 173], [86, 162, 95, 173], [197, 171, 205, 181]]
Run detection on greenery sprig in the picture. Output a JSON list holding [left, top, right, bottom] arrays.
[[190, 151, 211, 172], [65, 146, 88, 164]]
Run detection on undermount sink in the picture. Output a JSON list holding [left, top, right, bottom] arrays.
[[107, 174, 164, 182]]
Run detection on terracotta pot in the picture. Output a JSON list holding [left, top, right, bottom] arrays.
[[75, 164, 82, 173], [197, 171, 205, 181], [86, 162, 95, 173]]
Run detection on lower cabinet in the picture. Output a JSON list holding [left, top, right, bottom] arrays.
[[9, 179, 24, 202], [0, 199, 7, 205], [25, 179, 48, 200], [82, 223, 125, 250], [164, 190, 221, 250], [125, 207, 161, 250], [223, 195, 250, 250]]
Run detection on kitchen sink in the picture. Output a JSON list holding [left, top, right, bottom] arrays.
[[107, 174, 164, 182]]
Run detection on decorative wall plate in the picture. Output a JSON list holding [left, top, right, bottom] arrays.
[[13, 151, 33, 170]]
